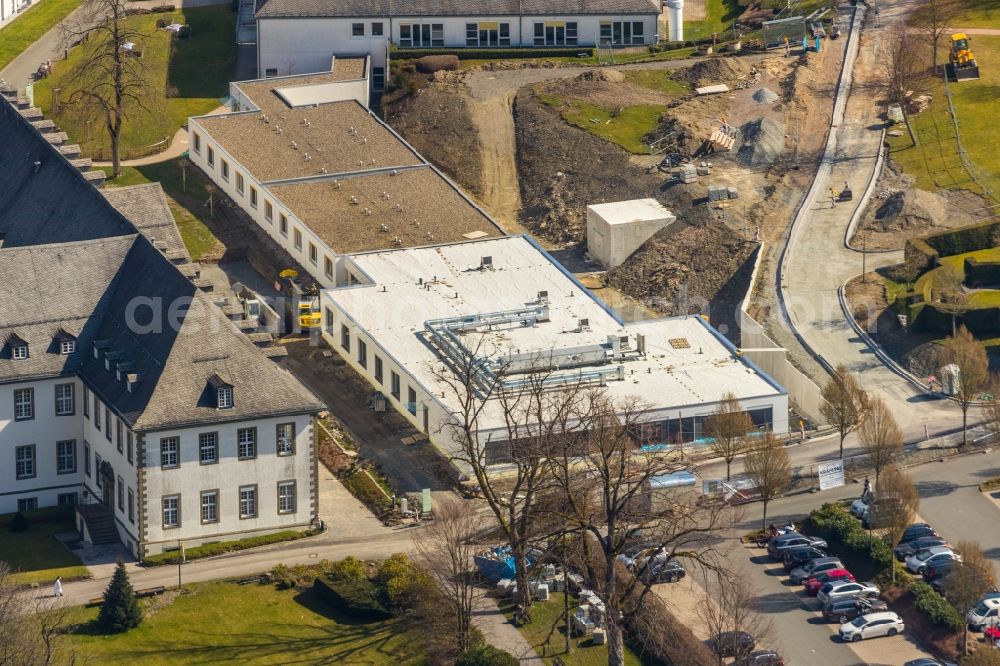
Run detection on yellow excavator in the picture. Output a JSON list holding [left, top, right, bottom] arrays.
[[950, 33, 980, 82], [279, 268, 321, 332]]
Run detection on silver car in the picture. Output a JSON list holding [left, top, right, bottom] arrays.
[[905, 546, 960, 574], [789, 557, 843, 584], [817, 580, 879, 605]]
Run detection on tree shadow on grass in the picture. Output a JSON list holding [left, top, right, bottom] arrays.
[[164, 6, 237, 100]]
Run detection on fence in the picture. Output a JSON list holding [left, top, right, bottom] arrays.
[[762, 16, 807, 49], [940, 70, 999, 206]]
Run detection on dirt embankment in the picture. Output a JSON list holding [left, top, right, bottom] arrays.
[[383, 80, 484, 198]]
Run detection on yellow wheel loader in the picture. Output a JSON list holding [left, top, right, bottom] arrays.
[[950, 34, 980, 82]]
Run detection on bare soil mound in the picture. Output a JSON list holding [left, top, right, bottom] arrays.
[[752, 87, 779, 104], [383, 81, 483, 197], [674, 57, 752, 88], [645, 94, 731, 156], [737, 117, 785, 167], [575, 68, 625, 83]]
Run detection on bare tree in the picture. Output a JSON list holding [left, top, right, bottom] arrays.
[[983, 376, 1000, 443], [910, 0, 966, 72], [962, 646, 1000, 665], [943, 540, 996, 656], [0, 563, 77, 665], [412, 497, 484, 659], [548, 391, 734, 666], [696, 573, 773, 666], [820, 365, 869, 459], [932, 264, 971, 338], [858, 396, 903, 485], [878, 28, 932, 147], [744, 432, 791, 532], [705, 392, 752, 482], [61, 0, 148, 177], [874, 466, 919, 584], [942, 326, 989, 447]]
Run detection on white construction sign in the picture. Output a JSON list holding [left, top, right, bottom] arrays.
[[818, 460, 845, 490]]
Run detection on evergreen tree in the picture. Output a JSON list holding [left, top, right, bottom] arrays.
[[98, 561, 142, 633]]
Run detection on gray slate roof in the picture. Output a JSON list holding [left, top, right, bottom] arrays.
[[0, 100, 325, 431], [258, 0, 659, 19], [102, 183, 192, 264]]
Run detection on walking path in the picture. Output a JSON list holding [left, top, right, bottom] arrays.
[[473, 596, 544, 664], [91, 104, 227, 167]]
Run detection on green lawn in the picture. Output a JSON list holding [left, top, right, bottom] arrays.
[[0, 509, 89, 585], [949, 35, 1000, 202], [58, 581, 426, 665], [501, 592, 649, 666], [0, 0, 83, 71], [33, 5, 236, 160], [953, 0, 1000, 28], [101, 160, 222, 261], [623, 70, 691, 95], [684, 0, 743, 42]]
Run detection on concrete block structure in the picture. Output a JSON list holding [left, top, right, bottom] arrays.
[[586, 198, 676, 268]]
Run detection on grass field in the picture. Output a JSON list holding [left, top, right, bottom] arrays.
[[101, 160, 222, 261], [953, 0, 1000, 28], [948, 35, 1000, 202], [34, 5, 236, 160], [58, 581, 426, 665], [0, 0, 83, 72], [0, 510, 89, 585], [684, 0, 742, 42], [501, 593, 650, 666]]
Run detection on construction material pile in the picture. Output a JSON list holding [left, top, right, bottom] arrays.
[[674, 57, 752, 88], [870, 189, 973, 233], [734, 66, 762, 90], [737, 117, 785, 166], [752, 87, 779, 104]]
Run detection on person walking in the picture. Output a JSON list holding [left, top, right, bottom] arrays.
[[53, 576, 63, 597], [862, 477, 871, 499]]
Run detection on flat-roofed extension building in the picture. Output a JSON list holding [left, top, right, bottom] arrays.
[[188, 58, 502, 287], [319, 236, 789, 469]]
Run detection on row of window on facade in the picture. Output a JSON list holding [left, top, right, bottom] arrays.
[[390, 21, 644, 47], [12, 383, 75, 420], [158, 423, 297, 469], [192, 133, 338, 282], [16, 492, 80, 513], [5, 335, 75, 361], [161, 482, 297, 528]]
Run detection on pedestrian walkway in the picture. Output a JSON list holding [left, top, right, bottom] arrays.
[[472, 596, 544, 664]]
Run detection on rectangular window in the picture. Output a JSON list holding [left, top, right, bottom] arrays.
[[15, 444, 36, 480], [407, 386, 417, 415], [467, 22, 510, 47], [239, 485, 257, 519], [390, 371, 400, 400], [199, 432, 218, 465], [352, 22, 364, 37], [221, 160, 230, 181], [56, 439, 76, 474], [60, 340, 76, 354], [278, 481, 296, 514], [160, 437, 179, 469], [600, 20, 644, 45], [324, 307, 334, 332], [399, 23, 412, 47], [127, 488, 135, 523], [58, 492, 78, 507], [95, 453, 102, 488], [17, 498, 38, 512], [236, 172, 244, 195], [250, 187, 258, 208], [55, 383, 74, 416], [117, 475, 124, 511], [238, 427, 257, 460], [293, 228, 302, 250], [399, 23, 443, 47], [116, 420, 123, 453], [279, 214, 288, 236], [217, 385, 234, 409], [162, 495, 180, 528], [372, 21, 383, 36], [104, 407, 111, 441], [93, 393, 100, 429], [193, 132, 201, 154], [374, 355, 383, 383], [201, 490, 219, 524], [83, 386, 89, 418], [264, 68, 278, 78], [308, 243, 317, 265], [11, 344, 27, 360], [340, 324, 350, 352], [207, 146, 215, 167], [276, 423, 296, 456], [13, 387, 33, 421], [373, 66, 385, 90], [84, 441, 91, 477], [127, 431, 133, 465], [566, 22, 578, 45], [324, 256, 334, 279], [357, 339, 367, 369], [265, 200, 273, 223]]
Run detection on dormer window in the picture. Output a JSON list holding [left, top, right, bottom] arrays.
[[60, 340, 76, 355], [12, 344, 28, 360], [217, 386, 234, 409]]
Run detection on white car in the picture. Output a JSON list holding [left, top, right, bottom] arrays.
[[905, 546, 960, 574], [817, 580, 880, 605], [850, 496, 870, 518], [968, 597, 1000, 631], [839, 611, 905, 642]]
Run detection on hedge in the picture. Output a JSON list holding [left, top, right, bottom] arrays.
[[909, 581, 964, 631], [391, 47, 594, 60], [904, 220, 1000, 285], [0, 506, 74, 527], [964, 258, 1000, 288], [801, 504, 893, 579], [143, 529, 313, 565], [456, 645, 519, 666], [313, 575, 392, 621]]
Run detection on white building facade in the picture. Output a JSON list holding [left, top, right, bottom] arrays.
[[0, 0, 33, 29]]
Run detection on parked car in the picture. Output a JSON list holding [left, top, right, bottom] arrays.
[[706, 631, 755, 658], [903, 659, 945, 666], [895, 536, 950, 561], [639, 559, 686, 584], [783, 546, 828, 571], [850, 495, 870, 518], [805, 569, 855, 596], [817, 580, 880, 605], [862, 497, 909, 529], [838, 611, 905, 642], [789, 557, 844, 584], [905, 546, 960, 574], [899, 523, 938, 543], [967, 597, 1000, 631], [922, 558, 956, 582], [767, 533, 828, 559], [736, 649, 784, 666], [822, 597, 889, 623]]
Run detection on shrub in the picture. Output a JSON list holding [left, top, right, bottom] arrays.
[[313, 575, 392, 621], [801, 503, 892, 578], [415, 54, 459, 73], [99, 562, 142, 633], [328, 556, 367, 583], [9, 512, 28, 533], [391, 47, 594, 60], [143, 530, 310, 565], [910, 581, 964, 631], [455, 645, 519, 666], [376, 553, 425, 611]]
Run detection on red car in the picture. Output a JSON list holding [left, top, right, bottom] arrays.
[[804, 569, 854, 595]]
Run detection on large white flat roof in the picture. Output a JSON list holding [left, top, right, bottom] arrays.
[[588, 198, 672, 225], [325, 236, 783, 429]]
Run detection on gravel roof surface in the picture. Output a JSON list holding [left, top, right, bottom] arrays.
[[268, 165, 500, 253]]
